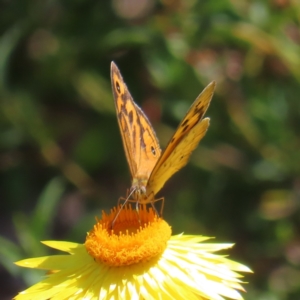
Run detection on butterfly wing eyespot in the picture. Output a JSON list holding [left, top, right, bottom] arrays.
[[116, 81, 121, 93], [151, 146, 157, 156]]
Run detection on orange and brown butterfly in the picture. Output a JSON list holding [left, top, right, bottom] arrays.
[[111, 61, 215, 212]]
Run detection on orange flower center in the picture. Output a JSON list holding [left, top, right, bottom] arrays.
[[85, 205, 171, 267]]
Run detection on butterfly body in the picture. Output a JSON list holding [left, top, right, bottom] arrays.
[[110, 62, 215, 208]]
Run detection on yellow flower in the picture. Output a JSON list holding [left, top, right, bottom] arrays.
[[14, 205, 251, 300]]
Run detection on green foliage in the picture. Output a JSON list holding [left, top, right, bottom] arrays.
[[1, 0, 300, 298]]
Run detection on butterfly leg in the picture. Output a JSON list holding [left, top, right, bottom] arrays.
[[146, 192, 164, 218], [135, 201, 142, 225], [117, 189, 130, 206], [151, 196, 164, 218], [150, 201, 159, 217], [117, 196, 126, 206]]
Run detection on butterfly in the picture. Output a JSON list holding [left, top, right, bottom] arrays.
[[111, 61, 215, 214]]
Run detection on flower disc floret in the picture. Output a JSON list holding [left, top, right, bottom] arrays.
[[85, 205, 171, 267]]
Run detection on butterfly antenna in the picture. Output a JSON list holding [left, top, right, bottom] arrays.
[[111, 188, 136, 229]]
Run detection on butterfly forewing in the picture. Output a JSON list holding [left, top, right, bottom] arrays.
[[147, 81, 215, 195], [111, 62, 162, 180]]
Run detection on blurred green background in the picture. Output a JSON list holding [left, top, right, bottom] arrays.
[[1, 0, 300, 299]]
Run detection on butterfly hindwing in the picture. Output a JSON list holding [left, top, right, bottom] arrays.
[[147, 82, 215, 196], [147, 118, 210, 196]]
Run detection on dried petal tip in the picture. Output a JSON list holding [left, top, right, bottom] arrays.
[[85, 205, 172, 267]]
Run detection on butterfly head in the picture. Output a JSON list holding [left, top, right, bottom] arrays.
[[130, 178, 149, 202]]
